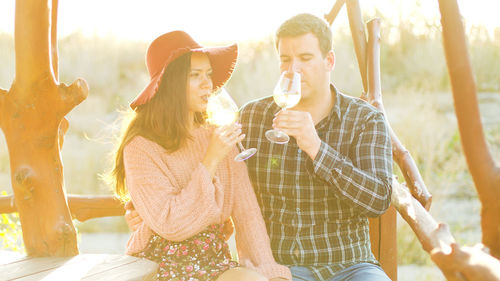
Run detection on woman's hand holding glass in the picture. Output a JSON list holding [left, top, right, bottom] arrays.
[[205, 88, 257, 161]]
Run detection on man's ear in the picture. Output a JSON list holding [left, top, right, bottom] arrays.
[[325, 50, 335, 71]]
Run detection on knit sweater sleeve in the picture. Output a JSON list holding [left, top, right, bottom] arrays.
[[123, 137, 225, 242], [126, 221, 153, 255], [230, 149, 292, 280]]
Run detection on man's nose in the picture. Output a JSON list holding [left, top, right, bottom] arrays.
[[288, 60, 301, 73]]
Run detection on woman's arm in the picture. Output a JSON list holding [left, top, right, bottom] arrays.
[[229, 151, 292, 280], [124, 137, 225, 241]]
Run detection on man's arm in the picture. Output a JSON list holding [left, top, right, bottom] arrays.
[[309, 111, 392, 216], [276, 109, 392, 217], [124, 201, 235, 241]]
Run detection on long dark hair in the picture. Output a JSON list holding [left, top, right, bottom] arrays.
[[111, 52, 204, 199]]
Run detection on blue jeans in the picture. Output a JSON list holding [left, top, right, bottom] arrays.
[[290, 263, 390, 281]]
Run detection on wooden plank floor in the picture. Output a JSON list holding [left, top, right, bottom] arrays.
[[0, 253, 158, 281]]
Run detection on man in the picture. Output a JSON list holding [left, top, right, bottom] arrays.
[[238, 13, 392, 281]]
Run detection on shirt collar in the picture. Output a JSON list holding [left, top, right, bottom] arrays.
[[330, 84, 342, 122], [316, 84, 342, 130]]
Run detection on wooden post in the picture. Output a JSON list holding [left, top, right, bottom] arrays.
[[0, 0, 88, 256], [364, 18, 398, 281], [324, 0, 345, 26], [346, 0, 368, 94], [438, 0, 500, 259], [368, 206, 397, 281], [364, 18, 432, 210]]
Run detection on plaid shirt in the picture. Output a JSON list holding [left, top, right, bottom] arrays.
[[239, 86, 393, 281]]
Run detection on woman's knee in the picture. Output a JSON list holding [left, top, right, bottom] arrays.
[[216, 267, 267, 281]]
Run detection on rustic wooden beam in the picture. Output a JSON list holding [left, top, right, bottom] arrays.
[[363, 18, 398, 281], [0, 195, 124, 222], [0, 195, 16, 214], [0, 88, 6, 127], [365, 18, 432, 210], [393, 177, 500, 280], [431, 243, 500, 281], [0, 0, 88, 256], [438, 0, 500, 259], [392, 178, 455, 254], [346, 0, 368, 94], [67, 195, 125, 222], [324, 0, 345, 26], [51, 0, 59, 80]]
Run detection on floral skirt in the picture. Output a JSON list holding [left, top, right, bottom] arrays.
[[133, 224, 238, 281]]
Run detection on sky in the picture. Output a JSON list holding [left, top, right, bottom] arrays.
[[0, 0, 499, 43]]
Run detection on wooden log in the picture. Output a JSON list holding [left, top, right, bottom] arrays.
[[0, 87, 6, 127], [67, 195, 124, 222], [438, 0, 500, 259], [363, 17, 398, 281], [51, 0, 59, 80], [346, 0, 368, 94], [368, 206, 397, 281], [393, 177, 500, 280], [324, 0, 345, 26], [0, 0, 88, 256], [0, 195, 124, 222], [365, 18, 432, 210], [391, 178, 455, 254], [431, 243, 500, 281], [0, 195, 16, 213]]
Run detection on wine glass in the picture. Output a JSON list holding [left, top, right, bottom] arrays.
[[265, 71, 301, 144], [206, 88, 257, 161]]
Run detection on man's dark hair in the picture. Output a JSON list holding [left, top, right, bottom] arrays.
[[275, 13, 333, 57]]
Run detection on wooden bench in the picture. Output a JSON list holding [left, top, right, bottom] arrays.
[[0, 252, 158, 281], [0, 194, 397, 280]]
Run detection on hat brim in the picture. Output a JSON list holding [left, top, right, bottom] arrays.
[[130, 44, 238, 109]]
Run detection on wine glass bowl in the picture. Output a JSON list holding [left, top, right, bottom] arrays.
[[206, 88, 257, 161], [265, 71, 301, 144]]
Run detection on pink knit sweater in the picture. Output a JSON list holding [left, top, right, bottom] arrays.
[[123, 128, 291, 280]]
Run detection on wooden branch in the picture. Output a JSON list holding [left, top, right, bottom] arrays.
[[346, 0, 368, 94], [431, 243, 500, 281], [0, 195, 16, 213], [365, 19, 432, 210], [0, 195, 125, 222], [58, 79, 89, 118], [0, 88, 6, 127], [391, 178, 454, 254], [51, 0, 59, 80], [15, 0, 54, 92], [324, 0, 346, 26], [394, 177, 500, 280], [438, 0, 500, 258], [68, 195, 125, 222]]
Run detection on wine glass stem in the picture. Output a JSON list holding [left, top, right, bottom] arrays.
[[237, 141, 246, 151], [276, 108, 287, 134]]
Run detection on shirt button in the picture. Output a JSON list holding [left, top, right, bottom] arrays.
[[296, 208, 301, 213], [298, 149, 302, 153]]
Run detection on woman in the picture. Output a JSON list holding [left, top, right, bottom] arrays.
[[111, 31, 291, 281]]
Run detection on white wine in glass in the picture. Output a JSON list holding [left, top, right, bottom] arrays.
[[265, 71, 301, 144], [206, 88, 257, 161]]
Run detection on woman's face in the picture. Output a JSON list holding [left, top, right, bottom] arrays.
[[187, 52, 213, 113]]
